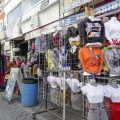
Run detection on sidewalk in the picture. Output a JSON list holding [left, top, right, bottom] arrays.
[[0, 92, 82, 120], [0, 92, 46, 120]]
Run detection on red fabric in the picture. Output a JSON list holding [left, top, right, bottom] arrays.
[[112, 103, 120, 120], [117, 15, 120, 22], [32, 43, 35, 50], [0, 73, 5, 88], [53, 31, 62, 48]]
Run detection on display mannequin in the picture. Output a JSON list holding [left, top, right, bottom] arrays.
[[104, 16, 120, 46], [104, 46, 120, 77], [89, 79, 97, 87], [81, 82, 108, 120], [104, 80, 120, 120], [78, 16, 104, 47], [109, 79, 119, 88]]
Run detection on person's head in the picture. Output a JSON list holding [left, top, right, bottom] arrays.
[[16, 57, 20, 60], [6, 56, 10, 62], [11, 59, 16, 66], [23, 59, 27, 64]]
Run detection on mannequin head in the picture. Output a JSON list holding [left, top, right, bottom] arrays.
[[111, 16, 117, 21], [89, 79, 97, 86], [109, 79, 118, 88], [70, 74, 73, 79]]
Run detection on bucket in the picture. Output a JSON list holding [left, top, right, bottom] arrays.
[[21, 77, 38, 107]]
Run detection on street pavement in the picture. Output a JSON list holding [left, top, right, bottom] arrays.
[[0, 92, 82, 120], [0, 92, 35, 120]]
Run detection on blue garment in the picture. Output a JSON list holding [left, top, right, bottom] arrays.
[[59, 47, 68, 68], [35, 35, 47, 53]]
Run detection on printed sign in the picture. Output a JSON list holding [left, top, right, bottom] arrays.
[[60, 0, 92, 13], [3, 68, 22, 102]]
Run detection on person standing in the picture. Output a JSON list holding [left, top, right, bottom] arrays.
[[16, 57, 22, 68]]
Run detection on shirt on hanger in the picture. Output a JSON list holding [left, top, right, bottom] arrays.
[[66, 78, 81, 93], [81, 84, 105, 103], [35, 35, 47, 53], [104, 85, 120, 102], [55, 77, 69, 90], [47, 76, 57, 89], [45, 50, 55, 70]]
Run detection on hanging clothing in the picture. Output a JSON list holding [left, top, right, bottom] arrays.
[[67, 26, 79, 38], [61, 27, 70, 50], [67, 47, 80, 70], [81, 84, 105, 103], [104, 85, 120, 103], [45, 50, 55, 70], [104, 48, 120, 77], [55, 77, 69, 90], [78, 17, 105, 46], [35, 35, 47, 53], [46, 33, 55, 49], [32, 42, 35, 50], [104, 17, 120, 46], [47, 76, 57, 89], [88, 103, 108, 120], [66, 78, 81, 93], [104, 85, 120, 120], [53, 48, 59, 69], [59, 47, 69, 69], [53, 30, 62, 48], [112, 103, 120, 120], [79, 47, 103, 75]]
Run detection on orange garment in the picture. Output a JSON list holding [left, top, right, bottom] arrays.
[[6, 61, 11, 75], [79, 47, 103, 74]]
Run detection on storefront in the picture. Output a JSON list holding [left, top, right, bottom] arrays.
[[2, 0, 120, 120]]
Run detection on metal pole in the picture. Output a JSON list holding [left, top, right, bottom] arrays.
[[63, 72, 66, 120]]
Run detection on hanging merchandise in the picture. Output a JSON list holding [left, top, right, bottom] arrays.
[[47, 75, 57, 89], [35, 35, 47, 53], [104, 81, 120, 120], [46, 33, 55, 49], [67, 46, 80, 70], [67, 24, 81, 47], [81, 81, 108, 120], [104, 47, 120, 77], [117, 14, 120, 22], [78, 16, 105, 47], [66, 77, 81, 93], [53, 48, 59, 69], [79, 47, 103, 75], [53, 30, 62, 48], [59, 46, 69, 70], [104, 17, 120, 46], [32, 41, 35, 50], [45, 49, 56, 70], [55, 76, 69, 90], [61, 28, 70, 50]]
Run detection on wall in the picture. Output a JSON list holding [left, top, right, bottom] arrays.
[[21, 0, 59, 34]]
